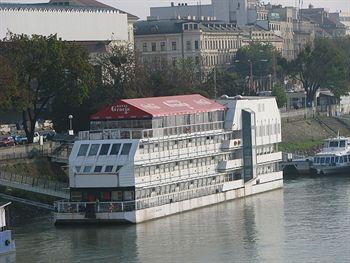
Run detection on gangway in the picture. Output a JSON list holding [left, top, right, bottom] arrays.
[[0, 171, 69, 199]]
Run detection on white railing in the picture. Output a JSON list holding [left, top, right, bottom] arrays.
[[78, 121, 225, 141], [54, 200, 136, 213]]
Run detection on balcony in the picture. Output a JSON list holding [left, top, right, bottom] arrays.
[[256, 152, 282, 164], [78, 121, 225, 141], [217, 159, 243, 172]]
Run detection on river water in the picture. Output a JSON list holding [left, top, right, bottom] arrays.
[[7, 175, 350, 263]]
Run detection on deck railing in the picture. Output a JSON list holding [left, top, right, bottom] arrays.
[[54, 200, 136, 213]]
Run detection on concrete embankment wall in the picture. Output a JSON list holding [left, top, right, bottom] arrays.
[[282, 117, 350, 143]]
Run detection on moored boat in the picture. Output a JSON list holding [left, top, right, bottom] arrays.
[[312, 136, 350, 175]]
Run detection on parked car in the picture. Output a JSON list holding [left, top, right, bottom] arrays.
[[12, 135, 28, 145], [0, 137, 16, 147]]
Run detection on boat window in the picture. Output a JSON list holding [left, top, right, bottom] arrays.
[[329, 141, 339, 147], [77, 144, 89, 156], [348, 155, 350, 161], [94, 166, 103, 173], [331, 157, 335, 163], [325, 157, 330, 164], [340, 157, 344, 163], [83, 166, 92, 173], [116, 166, 123, 172], [121, 143, 132, 155], [99, 144, 111, 155], [75, 166, 81, 173], [105, 165, 113, 173], [320, 157, 325, 164], [335, 157, 339, 163], [88, 144, 100, 156], [316, 157, 320, 163], [340, 141, 346, 147], [344, 156, 348, 162], [110, 143, 121, 155]]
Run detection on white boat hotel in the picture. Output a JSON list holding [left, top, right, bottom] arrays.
[[54, 94, 283, 224]]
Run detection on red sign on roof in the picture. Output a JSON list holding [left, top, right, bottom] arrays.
[[90, 94, 226, 120]]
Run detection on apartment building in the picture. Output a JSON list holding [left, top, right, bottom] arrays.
[[134, 19, 245, 72]]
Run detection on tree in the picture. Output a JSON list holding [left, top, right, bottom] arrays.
[[0, 55, 18, 110], [1, 34, 95, 142], [204, 68, 243, 97], [272, 81, 287, 108], [234, 43, 285, 78], [290, 39, 349, 107]]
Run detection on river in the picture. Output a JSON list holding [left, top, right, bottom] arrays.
[[6, 175, 350, 263]]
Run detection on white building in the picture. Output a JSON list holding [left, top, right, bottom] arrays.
[[339, 12, 350, 35], [54, 94, 283, 224], [134, 19, 245, 72], [150, 0, 259, 27], [0, 0, 138, 43]]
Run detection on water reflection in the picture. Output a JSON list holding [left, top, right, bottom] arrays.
[[10, 176, 350, 262]]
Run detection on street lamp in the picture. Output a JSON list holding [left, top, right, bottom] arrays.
[[68, 115, 74, 136]]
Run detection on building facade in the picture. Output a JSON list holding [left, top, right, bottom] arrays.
[[54, 94, 283, 224], [134, 19, 245, 72], [0, 0, 138, 43]]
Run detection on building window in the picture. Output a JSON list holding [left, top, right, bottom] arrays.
[[121, 143, 132, 155], [186, 41, 192, 51], [160, 42, 166, 51], [94, 166, 103, 173], [110, 143, 121, 155], [83, 166, 92, 173], [184, 24, 189, 30], [194, 24, 198, 30], [105, 165, 113, 173], [195, 56, 200, 65], [151, 42, 156, 52], [99, 144, 110, 155], [172, 42, 177, 51], [194, 40, 199, 50], [88, 144, 100, 156], [142, 43, 147, 52], [77, 144, 89, 156]]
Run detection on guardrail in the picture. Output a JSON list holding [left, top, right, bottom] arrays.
[[54, 200, 135, 213], [0, 170, 69, 198], [0, 142, 59, 161]]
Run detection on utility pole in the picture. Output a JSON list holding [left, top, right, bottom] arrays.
[[213, 67, 217, 99], [249, 60, 253, 93]]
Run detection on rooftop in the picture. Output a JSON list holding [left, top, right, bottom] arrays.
[[0, 0, 138, 20], [135, 19, 241, 36], [90, 94, 226, 120]]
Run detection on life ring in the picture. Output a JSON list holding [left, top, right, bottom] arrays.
[[5, 239, 10, 246]]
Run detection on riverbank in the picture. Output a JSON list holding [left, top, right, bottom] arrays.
[[280, 116, 350, 155]]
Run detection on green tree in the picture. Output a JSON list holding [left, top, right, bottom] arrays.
[[272, 82, 287, 108], [290, 39, 349, 107], [1, 34, 94, 141], [204, 68, 243, 97], [234, 43, 284, 80], [0, 55, 18, 110]]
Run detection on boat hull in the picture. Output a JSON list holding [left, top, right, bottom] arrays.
[[312, 165, 350, 175], [55, 175, 283, 224]]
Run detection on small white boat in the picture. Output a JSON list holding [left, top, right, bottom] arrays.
[[0, 202, 15, 256], [312, 136, 350, 175]]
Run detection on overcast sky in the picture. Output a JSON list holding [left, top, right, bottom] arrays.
[[6, 0, 350, 18]]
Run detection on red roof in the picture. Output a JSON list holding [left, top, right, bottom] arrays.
[[90, 94, 226, 120]]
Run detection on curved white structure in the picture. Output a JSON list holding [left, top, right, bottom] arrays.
[[54, 94, 283, 224]]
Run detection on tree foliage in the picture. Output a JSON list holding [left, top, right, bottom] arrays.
[[290, 39, 349, 106], [272, 81, 287, 108], [234, 43, 284, 79], [1, 34, 94, 141]]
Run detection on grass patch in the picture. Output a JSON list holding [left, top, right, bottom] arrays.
[[279, 139, 324, 152]]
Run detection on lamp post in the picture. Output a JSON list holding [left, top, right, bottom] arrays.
[[68, 115, 74, 136]]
